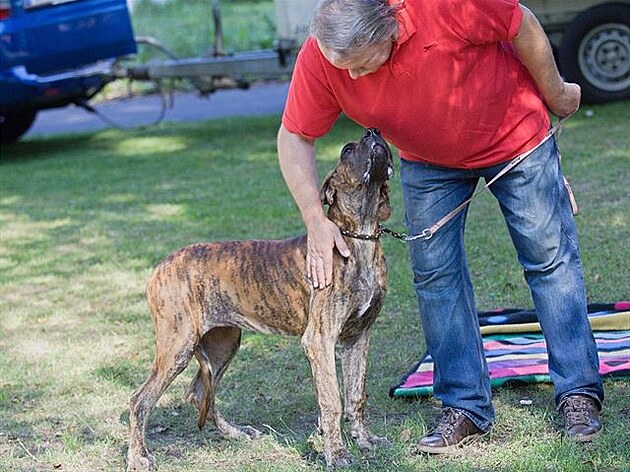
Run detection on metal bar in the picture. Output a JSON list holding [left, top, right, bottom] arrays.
[[127, 50, 296, 81]]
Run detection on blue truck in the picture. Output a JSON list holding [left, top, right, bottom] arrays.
[[0, 0, 298, 144], [1, 0, 628, 144], [0, 0, 136, 143]]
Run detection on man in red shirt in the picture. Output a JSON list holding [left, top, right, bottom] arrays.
[[278, 0, 604, 452]]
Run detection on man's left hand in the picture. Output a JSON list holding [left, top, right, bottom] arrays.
[[548, 82, 581, 118]]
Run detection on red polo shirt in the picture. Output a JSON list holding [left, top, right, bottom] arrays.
[[282, 0, 551, 169]]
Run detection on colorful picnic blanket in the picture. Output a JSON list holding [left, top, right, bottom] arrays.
[[390, 302, 630, 398]]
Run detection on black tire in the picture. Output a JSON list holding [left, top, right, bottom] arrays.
[[0, 110, 38, 145], [559, 3, 630, 104]]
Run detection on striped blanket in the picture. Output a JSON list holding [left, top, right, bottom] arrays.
[[390, 302, 630, 398]]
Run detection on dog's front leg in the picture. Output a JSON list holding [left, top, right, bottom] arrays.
[[301, 325, 354, 470], [341, 329, 390, 451]]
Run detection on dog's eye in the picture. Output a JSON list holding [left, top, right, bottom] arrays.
[[341, 143, 355, 157]]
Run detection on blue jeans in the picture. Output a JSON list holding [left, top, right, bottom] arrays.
[[400, 137, 604, 431]]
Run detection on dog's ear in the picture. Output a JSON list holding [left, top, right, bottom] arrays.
[[377, 183, 392, 221], [320, 168, 337, 206]]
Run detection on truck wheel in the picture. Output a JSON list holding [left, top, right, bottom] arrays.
[[0, 111, 38, 145], [559, 3, 630, 103]]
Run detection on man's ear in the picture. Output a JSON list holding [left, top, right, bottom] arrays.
[[320, 168, 337, 206]]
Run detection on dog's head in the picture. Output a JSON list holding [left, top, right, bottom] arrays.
[[320, 128, 394, 229]]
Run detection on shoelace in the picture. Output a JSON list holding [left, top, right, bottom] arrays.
[[434, 407, 461, 437], [562, 397, 591, 425]]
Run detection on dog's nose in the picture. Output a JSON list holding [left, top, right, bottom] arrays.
[[364, 128, 380, 138]]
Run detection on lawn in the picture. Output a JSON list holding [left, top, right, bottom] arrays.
[[0, 101, 628, 471], [98, 0, 279, 100], [130, 0, 276, 57]]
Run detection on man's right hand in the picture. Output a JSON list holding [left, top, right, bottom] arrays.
[[306, 217, 350, 289], [277, 124, 351, 289]]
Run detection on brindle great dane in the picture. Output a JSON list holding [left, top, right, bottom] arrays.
[[127, 128, 394, 471]]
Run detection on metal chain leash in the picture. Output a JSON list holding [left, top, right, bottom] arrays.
[[382, 117, 568, 243], [338, 118, 568, 244]]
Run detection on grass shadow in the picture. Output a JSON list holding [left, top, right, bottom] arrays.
[[1, 105, 628, 471]]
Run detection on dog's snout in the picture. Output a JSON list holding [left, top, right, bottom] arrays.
[[364, 128, 380, 138]]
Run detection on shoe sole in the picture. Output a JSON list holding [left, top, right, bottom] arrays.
[[416, 433, 484, 454], [570, 425, 603, 442]]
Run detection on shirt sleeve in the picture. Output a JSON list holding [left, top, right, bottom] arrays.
[[449, 0, 523, 45], [281, 37, 342, 140]]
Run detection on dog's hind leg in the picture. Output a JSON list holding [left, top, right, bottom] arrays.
[[127, 336, 195, 471], [185, 327, 262, 440], [127, 301, 197, 471]]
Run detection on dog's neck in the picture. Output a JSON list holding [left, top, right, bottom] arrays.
[[327, 187, 383, 237]]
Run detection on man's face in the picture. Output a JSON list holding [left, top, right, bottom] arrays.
[[318, 39, 393, 79]]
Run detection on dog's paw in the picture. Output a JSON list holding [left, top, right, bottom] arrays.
[[224, 425, 263, 440], [239, 425, 263, 440], [326, 448, 355, 470], [365, 434, 392, 450], [352, 429, 391, 451], [216, 417, 263, 440], [126, 452, 156, 472]]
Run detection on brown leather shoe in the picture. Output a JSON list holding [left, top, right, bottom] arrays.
[[559, 394, 603, 442], [417, 407, 484, 454]]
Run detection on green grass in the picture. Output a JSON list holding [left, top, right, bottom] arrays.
[[1, 101, 629, 471], [131, 0, 276, 57], [101, 0, 278, 98]]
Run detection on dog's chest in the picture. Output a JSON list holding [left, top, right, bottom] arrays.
[[340, 276, 385, 339], [341, 249, 386, 335]]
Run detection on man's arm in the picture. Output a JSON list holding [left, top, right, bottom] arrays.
[[277, 124, 350, 289], [512, 5, 581, 117]]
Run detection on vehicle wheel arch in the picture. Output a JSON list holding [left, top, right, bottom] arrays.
[[0, 110, 38, 145]]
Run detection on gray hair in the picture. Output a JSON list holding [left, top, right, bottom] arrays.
[[310, 0, 400, 58]]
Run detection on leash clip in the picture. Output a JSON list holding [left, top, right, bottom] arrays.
[[406, 228, 433, 242], [379, 225, 433, 242]]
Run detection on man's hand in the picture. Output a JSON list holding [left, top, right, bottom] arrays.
[[277, 124, 350, 289], [306, 217, 350, 289], [547, 82, 581, 118]]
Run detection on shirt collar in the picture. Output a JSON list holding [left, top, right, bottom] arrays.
[[394, 2, 416, 46]]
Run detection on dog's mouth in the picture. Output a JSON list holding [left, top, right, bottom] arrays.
[[359, 128, 393, 183], [338, 128, 393, 185], [364, 145, 392, 183]]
